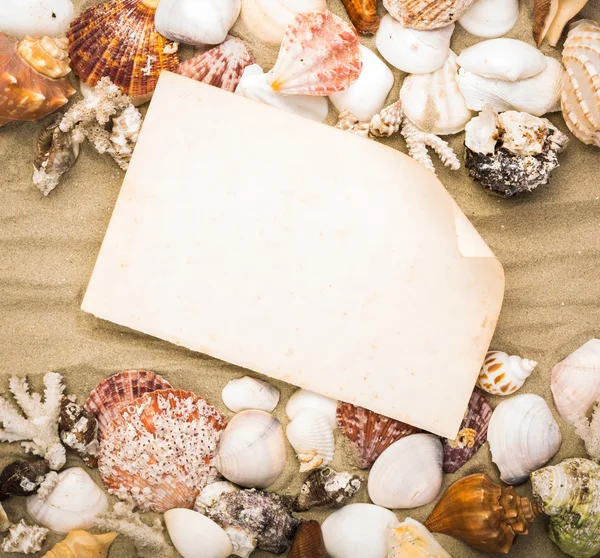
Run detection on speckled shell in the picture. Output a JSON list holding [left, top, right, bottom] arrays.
[[42, 530, 118, 558], [66, 0, 179, 104], [383, 0, 478, 30], [477, 351, 538, 395], [341, 0, 379, 34], [293, 467, 362, 511], [289, 521, 328, 558]]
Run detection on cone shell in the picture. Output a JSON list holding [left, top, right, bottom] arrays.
[[293, 467, 362, 511], [342, 0, 379, 34], [98, 389, 226, 513], [42, 530, 118, 558], [383, 0, 478, 30], [289, 521, 328, 558], [477, 350, 538, 395], [425, 474, 539, 554], [336, 401, 420, 469], [267, 10, 362, 95], [286, 408, 335, 472], [66, 0, 179, 105], [388, 518, 452, 558]]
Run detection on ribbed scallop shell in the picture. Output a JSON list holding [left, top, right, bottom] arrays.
[[98, 389, 225, 513], [289, 521, 328, 558], [85, 370, 172, 435], [286, 408, 335, 472], [342, 0, 379, 34], [383, 0, 478, 30], [66, 0, 179, 104], [286, 389, 338, 429], [561, 20, 600, 147], [477, 351, 538, 396]]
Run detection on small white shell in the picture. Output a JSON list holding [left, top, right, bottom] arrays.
[[322, 503, 399, 558], [285, 388, 338, 430], [0, 0, 74, 38], [367, 433, 443, 509], [400, 51, 474, 135], [26, 467, 108, 534], [477, 350, 538, 395], [458, 0, 519, 38], [376, 15, 454, 74], [164, 508, 233, 558], [221, 376, 280, 413], [286, 408, 335, 472], [215, 409, 286, 488], [487, 394, 562, 485], [235, 64, 329, 122]]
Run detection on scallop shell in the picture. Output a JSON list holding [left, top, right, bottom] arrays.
[[336, 401, 420, 469], [292, 467, 362, 511], [286, 389, 338, 429], [487, 393, 562, 484], [537, 0, 590, 47], [459, 0, 519, 39], [220, 375, 280, 413], [477, 350, 538, 395], [383, 0, 478, 30], [289, 521, 328, 558], [376, 15, 454, 74], [66, 0, 179, 105], [215, 409, 286, 488], [99, 389, 226, 512], [368, 433, 444, 509], [43, 530, 118, 558], [400, 51, 474, 135], [0, 0, 74, 39], [286, 408, 335, 472], [0, 34, 75, 126], [388, 518, 452, 558], [561, 20, 600, 147], [267, 10, 362, 95], [85, 370, 172, 435], [342, 0, 379, 34]]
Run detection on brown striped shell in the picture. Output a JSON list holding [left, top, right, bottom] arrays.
[[382, 0, 477, 30], [289, 521, 328, 558]]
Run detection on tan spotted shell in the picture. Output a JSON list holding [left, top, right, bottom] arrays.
[[477, 351, 537, 396]]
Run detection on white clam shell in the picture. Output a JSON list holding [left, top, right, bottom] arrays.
[[457, 39, 547, 82], [165, 508, 233, 558], [285, 388, 338, 429], [322, 503, 399, 558], [0, 0, 74, 38], [330, 46, 394, 122], [458, 0, 519, 38], [400, 51, 474, 135], [286, 408, 335, 472], [457, 56, 564, 117], [221, 376, 280, 413], [155, 0, 241, 46], [551, 339, 600, 423], [477, 350, 538, 395], [376, 15, 454, 74], [487, 394, 562, 485], [367, 433, 443, 509], [235, 64, 329, 122], [26, 467, 108, 534], [215, 409, 286, 488]]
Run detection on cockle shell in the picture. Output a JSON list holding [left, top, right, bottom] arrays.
[[221, 375, 280, 413], [561, 20, 600, 147], [267, 10, 362, 95], [376, 15, 454, 74], [59, 398, 99, 467], [342, 0, 379, 34], [336, 401, 420, 469], [400, 51, 474, 135], [215, 409, 286, 488], [26, 468, 109, 534], [383, 0, 478, 30], [67, 0, 179, 105], [388, 519, 452, 558], [425, 474, 539, 553], [0, 0, 74, 39], [368, 433, 443, 509], [42, 530, 118, 558], [286, 389, 338, 429], [99, 389, 226, 512], [535, 0, 590, 47], [487, 393, 561, 484], [286, 408, 335, 472], [0, 459, 50, 499], [289, 521, 327, 558], [292, 467, 362, 511], [459, 0, 519, 38], [477, 350, 538, 395], [322, 503, 399, 558]]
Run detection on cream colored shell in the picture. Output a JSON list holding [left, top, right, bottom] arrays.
[[388, 518, 452, 558], [458, 0, 519, 38], [221, 376, 280, 413], [286, 408, 335, 472]]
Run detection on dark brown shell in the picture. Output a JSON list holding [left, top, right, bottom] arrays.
[[293, 467, 362, 512], [59, 398, 99, 467], [341, 0, 379, 34], [289, 521, 328, 558], [0, 460, 50, 500]]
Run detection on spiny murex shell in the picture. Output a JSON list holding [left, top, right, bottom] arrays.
[[383, 0, 478, 30], [388, 518, 451, 558], [477, 350, 538, 395], [286, 388, 338, 429], [0, 0, 74, 39], [458, 0, 519, 39], [42, 530, 118, 558], [293, 467, 362, 511], [1, 520, 48, 554], [286, 407, 335, 472], [221, 375, 279, 413], [487, 393, 561, 484]]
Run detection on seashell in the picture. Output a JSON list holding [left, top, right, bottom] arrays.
[[322, 503, 399, 558], [533, 0, 560, 46], [341, 0, 379, 34], [66, 0, 179, 105], [215, 409, 286, 488], [99, 389, 226, 513], [368, 433, 443, 509], [477, 350, 538, 395], [0, 34, 75, 127], [220, 375, 280, 413], [459, 0, 519, 38], [59, 398, 99, 467], [442, 388, 492, 474], [531, 458, 600, 558], [330, 45, 394, 122], [457, 56, 564, 116], [535, 0, 590, 47], [383, 0, 478, 30], [241, 0, 327, 45], [0, 0, 74, 39], [289, 520, 327, 558], [0, 503, 8, 532], [0, 459, 50, 499], [42, 530, 118, 558], [336, 401, 420, 469], [26, 468, 109, 534], [236, 64, 329, 122], [487, 393, 561, 484], [561, 20, 600, 147], [376, 15, 454, 74], [337, 110, 372, 137], [85, 369, 172, 436], [1, 520, 48, 554], [388, 518, 452, 558], [369, 99, 403, 137], [457, 39, 547, 82], [267, 10, 362, 95], [400, 51, 474, 135], [164, 508, 233, 558], [286, 389, 338, 429], [293, 467, 362, 512], [286, 408, 335, 472]]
